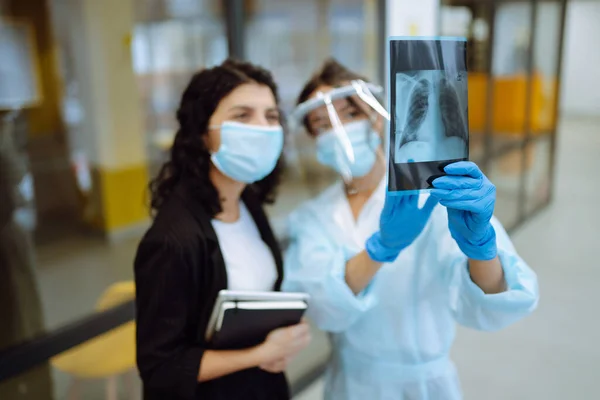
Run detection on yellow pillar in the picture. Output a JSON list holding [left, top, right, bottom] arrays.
[[66, 0, 149, 238]]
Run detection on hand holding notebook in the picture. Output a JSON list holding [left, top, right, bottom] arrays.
[[256, 321, 311, 373], [205, 290, 310, 350]]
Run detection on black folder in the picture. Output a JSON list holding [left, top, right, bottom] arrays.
[[210, 301, 307, 350]]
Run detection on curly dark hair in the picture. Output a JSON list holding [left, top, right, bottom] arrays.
[[149, 59, 284, 216]]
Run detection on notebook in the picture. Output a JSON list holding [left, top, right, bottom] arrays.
[[205, 291, 309, 350]]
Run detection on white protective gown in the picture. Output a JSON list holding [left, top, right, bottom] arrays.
[[283, 180, 539, 400]]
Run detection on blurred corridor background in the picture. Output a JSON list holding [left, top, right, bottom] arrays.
[[0, 0, 598, 399]]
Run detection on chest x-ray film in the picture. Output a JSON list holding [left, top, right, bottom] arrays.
[[387, 37, 469, 194]]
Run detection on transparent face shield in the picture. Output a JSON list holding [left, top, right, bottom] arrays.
[[289, 80, 390, 186]]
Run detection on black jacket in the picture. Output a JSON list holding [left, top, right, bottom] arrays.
[[134, 183, 289, 399]]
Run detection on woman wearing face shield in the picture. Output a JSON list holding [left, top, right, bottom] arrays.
[[134, 59, 310, 400], [283, 59, 539, 400]]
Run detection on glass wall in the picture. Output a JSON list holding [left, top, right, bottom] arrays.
[[243, 0, 382, 229], [1, 1, 383, 398], [131, 0, 228, 169], [245, 0, 380, 112], [440, 0, 566, 230], [128, 0, 383, 231], [0, 0, 567, 398], [525, 1, 563, 215]]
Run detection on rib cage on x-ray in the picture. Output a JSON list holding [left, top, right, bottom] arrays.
[[399, 75, 468, 146], [399, 79, 430, 147], [438, 77, 468, 141], [387, 37, 468, 193]]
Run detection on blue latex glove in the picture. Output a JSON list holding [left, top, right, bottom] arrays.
[[430, 161, 497, 260], [366, 194, 438, 263]]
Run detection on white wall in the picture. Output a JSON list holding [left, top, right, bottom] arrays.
[[560, 1, 600, 116], [386, 0, 439, 37], [384, 0, 439, 96]]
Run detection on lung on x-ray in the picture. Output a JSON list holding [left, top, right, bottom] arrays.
[[387, 37, 469, 194]]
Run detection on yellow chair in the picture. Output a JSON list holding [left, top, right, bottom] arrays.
[[52, 281, 137, 400]]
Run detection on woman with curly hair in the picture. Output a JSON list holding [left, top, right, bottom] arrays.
[[134, 59, 310, 400]]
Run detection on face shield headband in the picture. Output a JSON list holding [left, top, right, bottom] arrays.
[[289, 80, 390, 183]]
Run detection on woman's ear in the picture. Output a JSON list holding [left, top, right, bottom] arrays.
[[204, 126, 220, 153]]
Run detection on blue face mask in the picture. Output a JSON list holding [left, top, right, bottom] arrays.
[[316, 119, 381, 178], [210, 121, 284, 183]]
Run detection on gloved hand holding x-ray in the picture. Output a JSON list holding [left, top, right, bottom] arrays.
[[430, 161, 498, 260], [388, 37, 470, 194], [366, 192, 438, 263]]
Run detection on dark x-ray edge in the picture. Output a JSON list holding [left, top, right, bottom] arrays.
[[387, 158, 468, 194], [386, 36, 469, 194]]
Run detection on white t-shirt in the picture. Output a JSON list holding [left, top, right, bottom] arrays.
[[211, 203, 277, 291]]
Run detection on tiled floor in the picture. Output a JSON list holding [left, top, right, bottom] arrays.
[[294, 117, 600, 399], [450, 115, 600, 400]]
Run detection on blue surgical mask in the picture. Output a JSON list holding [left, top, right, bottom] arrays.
[[316, 119, 381, 178], [210, 121, 284, 183]]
